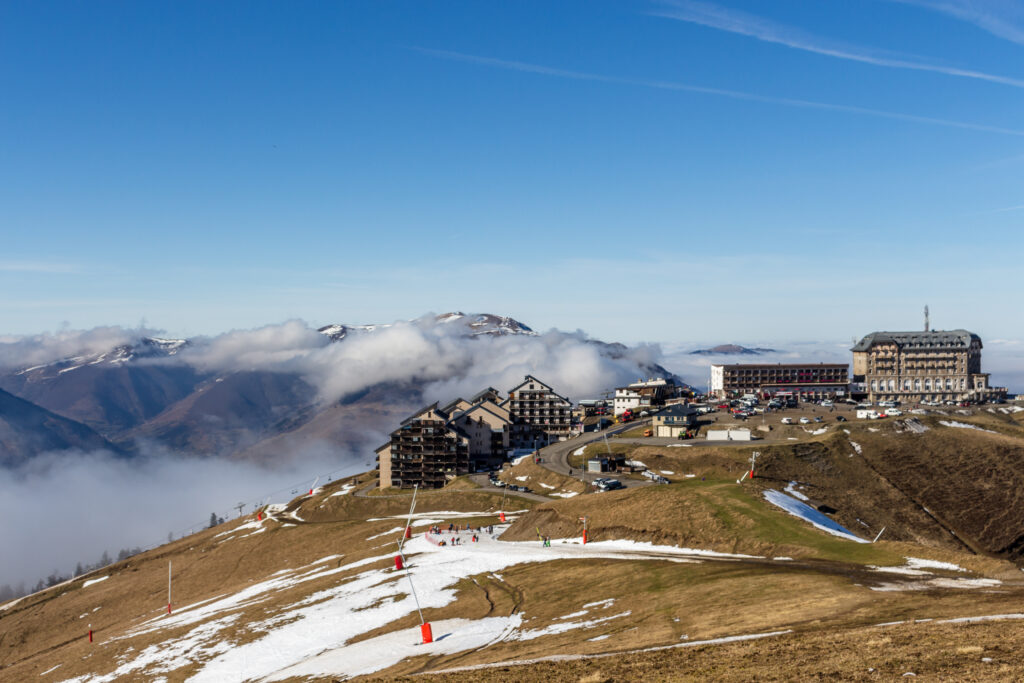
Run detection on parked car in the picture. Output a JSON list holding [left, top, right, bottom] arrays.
[[886, 409, 903, 417], [597, 479, 624, 492], [821, 400, 833, 407], [781, 417, 793, 425], [814, 416, 823, 423], [799, 417, 811, 424], [836, 415, 847, 422]]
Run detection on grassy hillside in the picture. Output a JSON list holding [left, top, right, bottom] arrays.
[[4, 415, 1024, 681]]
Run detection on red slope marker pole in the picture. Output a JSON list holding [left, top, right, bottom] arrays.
[[167, 560, 172, 614], [88, 624, 93, 643]]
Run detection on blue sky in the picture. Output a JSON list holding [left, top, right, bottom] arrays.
[[1, 0, 1022, 344]]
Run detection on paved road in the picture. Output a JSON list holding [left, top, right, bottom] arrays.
[[467, 473, 552, 503], [532, 420, 655, 489]]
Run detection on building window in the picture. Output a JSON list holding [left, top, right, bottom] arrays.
[[914, 379, 921, 391], [870, 380, 877, 391]]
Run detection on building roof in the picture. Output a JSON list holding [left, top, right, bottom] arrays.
[[659, 403, 697, 417], [851, 330, 981, 352], [399, 402, 448, 427], [712, 363, 849, 370], [469, 387, 503, 404]]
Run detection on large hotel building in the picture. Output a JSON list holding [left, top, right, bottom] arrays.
[[710, 363, 850, 400], [851, 328, 1006, 404]]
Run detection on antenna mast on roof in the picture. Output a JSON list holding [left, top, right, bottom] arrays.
[[924, 305, 930, 332]]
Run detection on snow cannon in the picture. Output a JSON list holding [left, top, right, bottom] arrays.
[[394, 555, 404, 571], [404, 526, 412, 540], [499, 511, 506, 523], [421, 622, 433, 644]]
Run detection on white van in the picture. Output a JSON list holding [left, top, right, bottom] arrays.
[[780, 417, 793, 425], [856, 409, 880, 419]]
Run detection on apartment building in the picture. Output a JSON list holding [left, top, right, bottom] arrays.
[[505, 375, 573, 447], [378, 403, 469, 489]]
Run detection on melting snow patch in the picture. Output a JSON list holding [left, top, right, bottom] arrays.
[[515, 476, 529, 482], [513, 612, 631, 641], [40, 664, 61, 675], [660, 470, 675, 475], [938, 613, 1024, 624], [588, 634, 610, 641], [550, 492, 579, 498], [366, 527, 404, 541], [906, 558, 965, 572], [763, 490, 867, 543], [784, 482, 809, 501], [557, 610, 590, 620], [666, 444, 692, 447], [329, 484, 356, 497], [583, 598, 615, 609], [573, 447, 586, 456], [539, 483, 555, 489], [82, 576, 109, 588], [938, 421, 997, 433], [850, 441, 862, 455]]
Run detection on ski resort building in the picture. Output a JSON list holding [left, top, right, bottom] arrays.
[[852, 328, 1007, 404], [612, 378, 681, 415], [378, 404, 469, 489], [504, 375, 574, 447], [710, 363, 849, 400]]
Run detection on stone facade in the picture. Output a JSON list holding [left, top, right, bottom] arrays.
[[851, 329, 1006, 404]]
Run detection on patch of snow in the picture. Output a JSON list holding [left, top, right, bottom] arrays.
[[905, 557, 966, 572], [40, 664, 61, 675], [515, 476, 529, 482], [762, 490, 867, 543], [539, 483, 555, 489], [366, 527, 405, 541], [666, 444, 692, 447], [549, 492, 579, 498], [806, 427, 828, 435], [583, 598, 615, 609], [868, 427, 879, 432], [71, 533, 776, 681], [660, 470, 675, 475], [82, 576, 109, 588], [939, 613, 1024, 624], [850, 441, 862, 454], [513, 611, 630, 641], [556, 610, 589, 620], [773, 557, 793, 561], [938, 420, 997, 433], [587, 634, 610, 641], [573, 447, 586, 456], [784, 482, 809, 501], [329, 484, 356, 497]]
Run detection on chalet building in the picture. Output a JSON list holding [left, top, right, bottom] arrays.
[[377, 403, 469, 489], [504, 375, 573, 447], [651, 404, 698, 438], [710, 363, 849, 400], [852, 328, 1006, 404]]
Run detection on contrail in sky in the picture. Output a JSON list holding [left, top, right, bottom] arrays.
[[414, 47, 1024, 138]]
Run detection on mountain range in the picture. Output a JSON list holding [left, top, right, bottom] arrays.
[[689, 343, 779, 355], [0, 313, 680, 466]]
